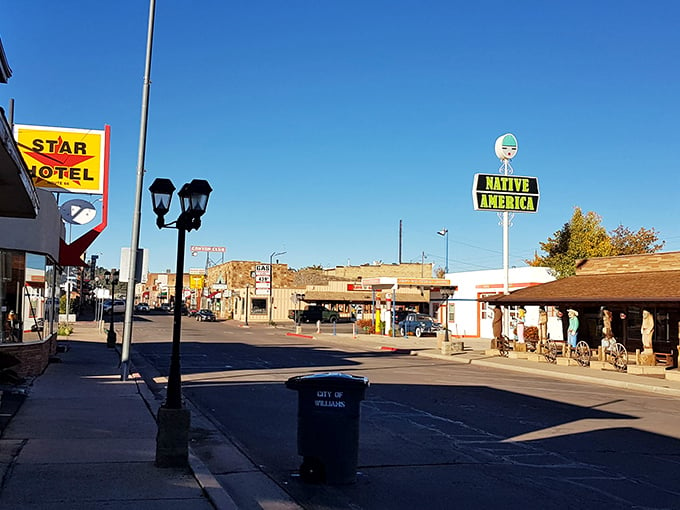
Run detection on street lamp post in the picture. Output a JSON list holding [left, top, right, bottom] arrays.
[[440, 286, 456, 355], [268, 251, 286, 324], [441, 288, 451, 344], [104, 270, 118, 348], [437, 228, 449, 273], [149, 177, 212, 468]]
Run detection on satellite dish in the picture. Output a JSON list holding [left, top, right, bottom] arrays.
[[59, 199, 97, 225]]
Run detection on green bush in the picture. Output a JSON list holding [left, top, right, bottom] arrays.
[[57, 323, 73, 336], [355, 319, 373, 332]]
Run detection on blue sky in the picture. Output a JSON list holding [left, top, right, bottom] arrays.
[[2, 1, 679, 274]]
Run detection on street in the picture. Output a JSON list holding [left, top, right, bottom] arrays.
[[131, 314, 680, 510]]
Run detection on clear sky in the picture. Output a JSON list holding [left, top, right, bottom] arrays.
[[2, 1, 679, 275]]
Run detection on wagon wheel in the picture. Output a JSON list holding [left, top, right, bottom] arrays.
[[575, 341, 591, 367], [612, 343, 628, 372], [498, 336, 510, 357], [544, 339, 558, 364]]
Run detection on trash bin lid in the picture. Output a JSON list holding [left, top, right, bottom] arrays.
[[286, 372, 369, 390]]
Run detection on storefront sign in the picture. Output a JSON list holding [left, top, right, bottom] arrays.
[[255, 264, 271, 276], [190, 246, 226, 253], [14, 124, 108, 194], [472, 173, 540, 213], [189, 274, 204, 289]]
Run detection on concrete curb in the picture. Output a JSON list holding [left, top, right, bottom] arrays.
[[286, 332, 315, 339]]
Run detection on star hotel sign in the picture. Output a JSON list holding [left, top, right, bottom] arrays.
[[13, 124, 107, 194]]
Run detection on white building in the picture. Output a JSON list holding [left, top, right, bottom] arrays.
[[445, 267, 564, 340]]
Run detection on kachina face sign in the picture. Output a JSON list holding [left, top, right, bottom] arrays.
[[472, 173, 540, 213]]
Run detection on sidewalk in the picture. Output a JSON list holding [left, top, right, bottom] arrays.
[[0, 323, 224, 510]]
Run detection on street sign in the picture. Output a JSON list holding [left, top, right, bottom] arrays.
[[472, 173, 540, 213], [255, 275, 270, 283], [255, 288, 269, 295]]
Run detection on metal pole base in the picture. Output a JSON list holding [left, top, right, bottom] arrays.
[[155, 407, 190, 468], [107, 330, 117, 348]]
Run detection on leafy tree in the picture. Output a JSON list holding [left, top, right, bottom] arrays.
[[610, 225, 665, 255], [527, 207, 663, 278]]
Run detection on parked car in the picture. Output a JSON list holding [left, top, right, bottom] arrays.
[[288, 305, 340, 323], [160, 303, 171, 312], [135, 303, 150, 313], [188, 308, 199, 317], [398, 313, 442, 338], [196, 309, 216, 322], [103, 299, 126, 314]]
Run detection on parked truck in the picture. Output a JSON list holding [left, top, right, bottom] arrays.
[[288, 305, 340, 323]]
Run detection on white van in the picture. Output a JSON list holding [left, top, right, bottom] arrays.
[[103, 299, 125, 314]]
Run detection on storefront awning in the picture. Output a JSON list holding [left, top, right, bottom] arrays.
[[0, 109, 39, 218], [303, 290, 430, 303], [485, 270, 680, 305]]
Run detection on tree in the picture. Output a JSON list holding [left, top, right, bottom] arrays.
[[527, 207, 664, 278], [610, 225, 665, 255]]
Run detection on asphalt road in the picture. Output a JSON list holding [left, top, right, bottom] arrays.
[[132, 315, 680, 510]]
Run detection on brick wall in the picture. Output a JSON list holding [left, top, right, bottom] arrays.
[[577, 251, 680, 275], [0, 333, 57, 377], [206, 261, 295, 289]]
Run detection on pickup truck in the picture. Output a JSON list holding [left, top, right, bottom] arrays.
[[288, 305, 340, 323]]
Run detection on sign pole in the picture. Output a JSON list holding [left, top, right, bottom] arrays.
[[503, 159, 510, 296]]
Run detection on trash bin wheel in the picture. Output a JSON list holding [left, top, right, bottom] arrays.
[[300, 456, 325, 484]]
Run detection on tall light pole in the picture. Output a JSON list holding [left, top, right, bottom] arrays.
[[437, 228, 449, 273], [268, 251, 286, 324], [121, 0, 157, 381], [149, 177, 212, 468]]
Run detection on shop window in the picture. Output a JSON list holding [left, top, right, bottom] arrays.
[[251, 299, 267, 314], [626, 306, 642, 342], [478, 293, 496, 320], [1, 250, 26, 343], [23, 254, 47, 340]]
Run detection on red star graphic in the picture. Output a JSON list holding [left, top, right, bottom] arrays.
[[24, 136, 95, 168]]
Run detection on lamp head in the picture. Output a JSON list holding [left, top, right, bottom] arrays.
[[178, 179, 212, 215], [178, 179, 212, 231], [149, 178, 176, 228]]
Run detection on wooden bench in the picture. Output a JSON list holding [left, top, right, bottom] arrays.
[[655, 353, 674, 367]]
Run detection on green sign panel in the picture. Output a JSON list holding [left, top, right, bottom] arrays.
[[472, 173, 540, 213]]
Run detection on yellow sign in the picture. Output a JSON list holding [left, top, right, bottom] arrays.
[[190, 275, 205, 289], [14, 124, 108, 194]]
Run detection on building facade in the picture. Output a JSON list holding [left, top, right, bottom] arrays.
[[486, 252, 680, 362]]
